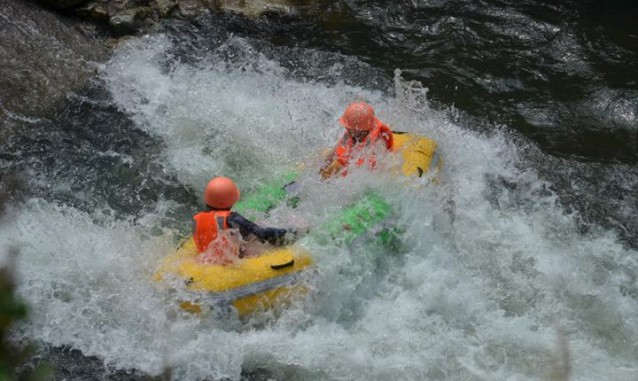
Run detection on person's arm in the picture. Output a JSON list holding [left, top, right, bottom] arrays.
[[319, 158, 343, 180], [227, 212, 294, 246], [319, 134, 346, 179], [379, 123, 394, 151], [322, 146, 337, 167]]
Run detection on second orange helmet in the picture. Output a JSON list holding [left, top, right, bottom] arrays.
[[338, 101, 376, 131]]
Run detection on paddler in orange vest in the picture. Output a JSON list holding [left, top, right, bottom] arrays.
[[320, 101, 394, 179], [193, 176, 298, 264]]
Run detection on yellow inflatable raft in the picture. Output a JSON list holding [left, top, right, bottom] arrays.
[[154, 239, 314, 318], [391, 131, 441, 177]]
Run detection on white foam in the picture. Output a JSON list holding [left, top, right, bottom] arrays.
[[3, 32, 637, 381]]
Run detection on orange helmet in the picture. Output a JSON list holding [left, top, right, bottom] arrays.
[[204, 177, 240, 209], [338, 101, 376, 131]]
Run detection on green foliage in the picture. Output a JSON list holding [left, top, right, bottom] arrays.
[[0, 252, 52, 381], [0, 175, 53, 380]]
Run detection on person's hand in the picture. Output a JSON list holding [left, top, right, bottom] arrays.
[[319, 161, 342, 180]]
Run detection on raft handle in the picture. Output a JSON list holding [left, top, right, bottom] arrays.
[[271, 260, 295, 270]]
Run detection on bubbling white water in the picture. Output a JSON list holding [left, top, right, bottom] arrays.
[[2, 33, 637, 380]]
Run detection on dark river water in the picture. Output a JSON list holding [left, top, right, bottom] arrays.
[[1, 1, 637, 380]]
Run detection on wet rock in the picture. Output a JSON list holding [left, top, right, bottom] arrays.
[[215, 0, 295, 18], [0, 0, 108, 122], [176, 0, 208, 17], [155, 0, 177, 17], [75, 1, 110, 22], [0, 0, 306, 129], [109, 6, 153, 34], [51, 0, 302, 35]]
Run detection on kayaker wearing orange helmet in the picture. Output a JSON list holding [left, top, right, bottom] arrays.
[[193, 176, 296, 263], [320, 101, 394, 178]]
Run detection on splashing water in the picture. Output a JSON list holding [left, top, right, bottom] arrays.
[[2, 29, 637, 381]]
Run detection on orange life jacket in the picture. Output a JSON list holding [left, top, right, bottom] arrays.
[[192, 210, 231, 253], [334, 119, 393, 170]]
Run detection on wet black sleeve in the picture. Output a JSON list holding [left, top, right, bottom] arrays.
[[227, 212, 291, 246]]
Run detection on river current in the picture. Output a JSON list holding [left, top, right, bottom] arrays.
[[1, 1, 637, 380]]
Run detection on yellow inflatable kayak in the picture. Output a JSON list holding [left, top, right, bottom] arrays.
[[154, 239, 314, 318], [391, 131, 441, 177]]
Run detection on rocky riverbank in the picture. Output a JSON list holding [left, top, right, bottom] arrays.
[[0, 0, 300, 130], [44, 0, 299, 35], [0, 0, 106, 122]]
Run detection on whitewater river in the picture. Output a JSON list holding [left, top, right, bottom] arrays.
[[1, 1, 637, 380]]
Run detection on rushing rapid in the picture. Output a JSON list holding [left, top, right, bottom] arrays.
[[1, 3, 637, 381]]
